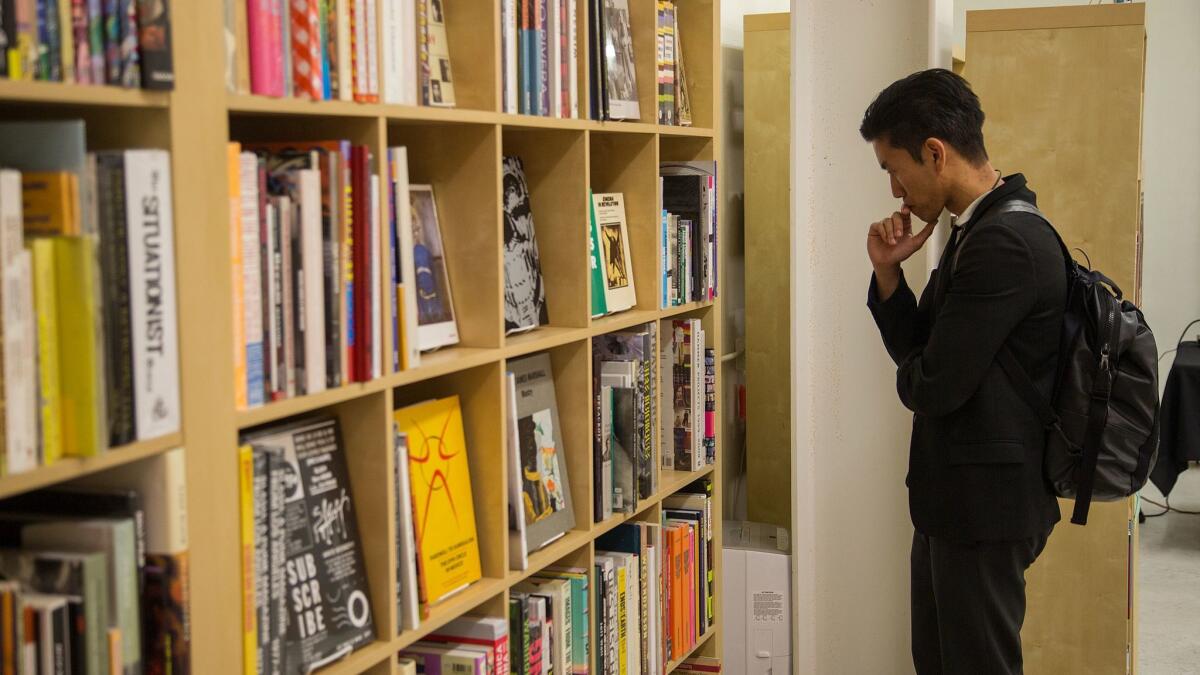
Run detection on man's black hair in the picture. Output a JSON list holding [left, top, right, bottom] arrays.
[[860, 68, 988, 165]]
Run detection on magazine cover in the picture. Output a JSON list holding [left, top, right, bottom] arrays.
[[591, 192, 636, 312], [502, 157, 549, 334], [509, 353, 575, 551], [601, 0, 639, 119], [408, 184, 460, 351]]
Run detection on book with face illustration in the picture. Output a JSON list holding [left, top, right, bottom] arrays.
[[502, 157, 549, 334], [508, 353, 576, 552], [408, 184, 460, 351]]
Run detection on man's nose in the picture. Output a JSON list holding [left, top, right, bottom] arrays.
[[891, 176, 905, 199]]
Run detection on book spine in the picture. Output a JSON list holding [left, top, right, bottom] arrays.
[[251, 448, 270, 673], [266, 201, 283, 400], [350, 0, 364, 100], [535, 0, 547, 116], [246, 0, 273, 95], [387, 152, 399, 371], [229, 146, 248, 411], [518, 0, 530, 114], [692, 324, 703, 469], [238, 446, 258, 675], [28, 241, 62, 465], [334, 0, 350, 100], [278, 0, 292, 95], [290, 196, 306, 398], [123, 150, 181, 440], [546, 0, 557, 118], [369, 172, 381, 379], [340, 145, 355, 383], [240, 152, 266, 407], [117, 0, 137, 86], [55, 0, 72, 81], [54, 237, 106, 458], [101, 0, 118, 82], [300, 169, 326, 395], [379, 0, 397, 103], [86, 164, 126, 452], [322, 151, 341, 388], [363, 0, 377, 100], [134, 0, 171, 88], [70, 0, 87, 82], [291, 0, 322, 99], [38, 0, 59, 80], [703, 348, 714, 466], [266, 449, 287, 674], [317, 0, 330, 98], [280, 197, 295, 396], [567, 0, 576, 117]]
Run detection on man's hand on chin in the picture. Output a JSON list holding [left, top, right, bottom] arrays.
[[867, 204, 937, 301]]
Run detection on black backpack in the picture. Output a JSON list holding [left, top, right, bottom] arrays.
[[992, 201, 1160, 525]]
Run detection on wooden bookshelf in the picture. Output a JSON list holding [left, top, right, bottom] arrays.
[[0, 0, 724, 673]]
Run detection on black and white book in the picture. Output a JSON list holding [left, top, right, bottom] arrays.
[[508, 353, 576, 553], [502, 157, 549, 334], [600, 0, 639, 120], [242, 416, 375, 673]]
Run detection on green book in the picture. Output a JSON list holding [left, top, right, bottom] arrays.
[[588, 190, 608, 317]]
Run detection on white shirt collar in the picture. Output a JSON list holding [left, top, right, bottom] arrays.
[[954, 177, 1003, 227]]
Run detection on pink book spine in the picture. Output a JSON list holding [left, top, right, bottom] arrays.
[[248, 0, 281, 95]]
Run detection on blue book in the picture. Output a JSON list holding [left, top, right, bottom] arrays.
[[519, 6, 534, 114]]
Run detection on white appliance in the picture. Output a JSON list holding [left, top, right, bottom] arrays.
[[722, 520, 791, 675]]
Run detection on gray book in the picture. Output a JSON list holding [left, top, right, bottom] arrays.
[[0, 549, 108, 675], [509, 353, 576, 552], [20, 518, 140, 675]]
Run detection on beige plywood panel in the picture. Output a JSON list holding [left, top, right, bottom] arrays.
[[743, 15, 791, 533], [964, 7, 1145, 674]]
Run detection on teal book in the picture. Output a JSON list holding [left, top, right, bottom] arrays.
[[588, 190, 608, 317], [541, 568, 591, 675]]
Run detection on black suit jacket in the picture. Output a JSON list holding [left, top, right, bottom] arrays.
[[868, 174, 1064, 542]]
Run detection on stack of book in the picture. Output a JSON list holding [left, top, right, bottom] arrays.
[[588, 191, 637, 318], [592, 324, 658, 523], [227, 140, 383, 409], [0, 447, 190, 674], [659, 160, 717, 308], [510, 568, 589, 675], [0, 0, 174, 88], [677, 657, 722, 674], [506, 353, 576, 570], [654, 1, 691, 126], [660, 479, 714, 663], [394, 396, 483, 630], [500, 0, 579, 118], [226, 0, 456, 107], [0, 120, 181, 476], [238, 416, 376, 674], [663, 318, 714, 472], [402, 615, 511, 674]]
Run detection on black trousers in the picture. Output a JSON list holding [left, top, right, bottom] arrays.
[[911, 528, 1052, 675]]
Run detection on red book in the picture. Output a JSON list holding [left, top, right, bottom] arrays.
[[290, 0, 324, 99], [350, 146, 372, 381]]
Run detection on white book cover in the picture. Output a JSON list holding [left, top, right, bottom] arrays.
[[568, 0, 577, 117], [3, 252, 37, 474], [370, 174, 382, 379], [400, 0, 418, 104], [591, 193, 636, 312], [0, 171, 37, 474], [391, 148, 420, 369], [354, 0, 369, 97], [337, 0, 354, 100], [548, 0, 561, 119], [299, 168, 327, 395], [238, 153, 265, 408], [365, 0, 380, 97], [394, 429, 421, 631], [503, 0, 517, 113], [122, 150, 181, 440], [505, 372, 529, 571], [381, 0, 401, 103]]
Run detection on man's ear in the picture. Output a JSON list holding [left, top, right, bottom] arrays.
[[924, 138, 947, 172]]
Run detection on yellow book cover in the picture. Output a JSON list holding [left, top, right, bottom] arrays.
[[29, 239, 62, 464], [21, 172, 79, 236], [616, 564, 628, 675], [53, 236, 105, 457], [238, 444, 258, 675], [393, 395, 482, 605], [228, 143, 247, 410]]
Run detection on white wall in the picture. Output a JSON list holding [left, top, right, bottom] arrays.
[[790, 0, 930, 671], [1141, 0, 1200, 386]]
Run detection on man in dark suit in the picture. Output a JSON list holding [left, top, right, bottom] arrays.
[[860, 69, 1064, 674]]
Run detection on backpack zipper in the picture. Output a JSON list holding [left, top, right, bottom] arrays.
[[1099, 298, 1116, 372]]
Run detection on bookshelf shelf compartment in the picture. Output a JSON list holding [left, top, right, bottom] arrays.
[[395, 577, 510, 650], [235, 380, 388, 430], [0, 433, 182, 501], [390, 346, 503, 389], [503, 327, 590, 358], [506, 529, 594, 587]]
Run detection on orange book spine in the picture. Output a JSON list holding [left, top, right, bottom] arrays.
[[671, 525, 684, 660], [228, 143, 247, 410]]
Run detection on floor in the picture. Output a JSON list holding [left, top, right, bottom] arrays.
[[1138, 465, 1200, 674]]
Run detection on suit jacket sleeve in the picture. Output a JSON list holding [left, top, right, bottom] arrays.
[[867, 268, 932, 366], [894, 225, 1037, 417]]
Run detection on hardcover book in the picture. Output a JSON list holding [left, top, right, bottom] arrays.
[[407, 184, 459, 351], [420, 0, 454, 106], [600, 0, 638, 120], [590, 192, 636, 313], [502, 156, 549, 334], [508, 353, 575, 552], [393, 396, 482, 605]]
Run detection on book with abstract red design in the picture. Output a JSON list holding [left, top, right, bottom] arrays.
[[394, 395, 482, 606]]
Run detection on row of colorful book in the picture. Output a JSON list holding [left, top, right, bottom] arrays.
[[594, 480, 713, 675], [664, 318, 715, 472], [0, 120, 181, 476], [500, 0, 578, 118], [592, 324, 658, 522], [654, 0, 692, 126], [660, 160, 717, 308], [226, 0, 454, 106], [238, 416, 377, 674], [0, 447, 190, 674], [0, 0, 173, 88]]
